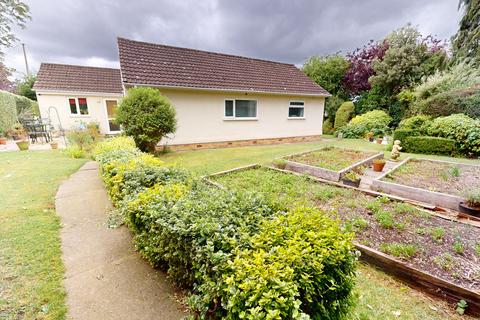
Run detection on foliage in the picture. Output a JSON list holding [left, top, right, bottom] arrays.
[[15, 74, 36, 100], [354, 85, 391, 115], [416, 88, 480, 118], [397, 115, 432, 132], [464, 188, 480, 207], [93, 136, 137, 158], [302, 55, 350, 96], [339, 110, 392, 138], [323, 118, 334, 135], [116, 87, 177, 153], [426, 113, 480, 156], [225, 207, 356, 320], [393, 129, 419, 146], [452, 0, 480, 65], [343, 170, 360, 182], [0, 0, 31, 49], [64, 145, 85, 159], [66, 122, 102, 155], [456, 299, 468, 315], [334, 101, 355, 130], [0, 89, 17, 135], [325, 95, 344, 123], [14, 92, 39, 118], [379, 243, 418, 259], [343, 40, 388, 95], [370, 25, 447, 94], [403, 136, 457, 155]]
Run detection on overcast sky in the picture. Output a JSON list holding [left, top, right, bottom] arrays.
[[4, 0, 462, 78]]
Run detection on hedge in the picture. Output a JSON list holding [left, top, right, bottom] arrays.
[[0, 90, 39, 135], [334, 101, 354, 130], [95, 137, 358, 319], [404, 136, 456, 155], [392, 129, 419, 148], [339, 110, 392, 138]]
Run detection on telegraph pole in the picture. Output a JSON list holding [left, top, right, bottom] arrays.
[[22, 43, 30, 76]]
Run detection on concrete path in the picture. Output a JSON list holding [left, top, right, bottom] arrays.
[[55, 162, 186, 320], [359, 160, 396, 190]]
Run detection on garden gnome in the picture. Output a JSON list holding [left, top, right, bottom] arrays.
[[391, 140, 402, 161]]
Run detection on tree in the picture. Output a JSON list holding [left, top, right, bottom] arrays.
[[343, 40, 388, 96], [452, 0, 480, 64], [0, 56, 13, 91], [15, 74, 36, 100], [0, 0, 30, 49], [369, 25, 447, 95], [116, 87, 177, 153], [302, 55, 350, 96]]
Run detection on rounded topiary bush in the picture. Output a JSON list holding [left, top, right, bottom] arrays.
[[116, 87, 177, 153], [334, 102, 355, 130], [397, 115, 432, 132]]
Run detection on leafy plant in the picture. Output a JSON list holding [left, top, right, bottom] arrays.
[[334, 101, 355, 130], [464, 188, 480, 207], [434, 253, 456, 271], [380, 242, 418, 259], [429, 227, 445, 243], [64, 145, 85, 159], [339, 110, 392, 138], [302, 55, 350, 96], [374, 210, 396, 229], [116, 87, 177, 153], [453, 237, 464, 255], [343, 170, 360, 182], [272, 158, 287, 169], [373, 158, 386, 165], [456, 299, 468, 315]]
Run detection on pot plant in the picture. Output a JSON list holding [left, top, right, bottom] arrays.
[[0, 130, 7, 145], [50, 141, 59, 149], [10, 124, 30, 151], [372, 158, 386, 172], [342, 170, 361, 188], [459, 189, 480, 217], [366, 131, 374, 142]]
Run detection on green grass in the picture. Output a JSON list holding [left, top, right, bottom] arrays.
[[379, 243, 419, 259], [0, 151, 86, 319], [159, 139, 472, 320]]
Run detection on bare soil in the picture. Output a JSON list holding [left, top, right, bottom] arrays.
[[384, 159, 480, 196], [213, 167, 480, 291], [286, 147, 377, 171]]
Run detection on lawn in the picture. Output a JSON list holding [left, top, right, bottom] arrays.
[[0, 151, 86, 320], [160, 137, 477, 320]]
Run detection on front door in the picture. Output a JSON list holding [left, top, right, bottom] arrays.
[[105, 100, 120, 133]]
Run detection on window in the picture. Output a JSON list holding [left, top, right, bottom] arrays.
[[224, 99, 257, 119], [288, 101, 304, 118], [68, 97, 89, 115]]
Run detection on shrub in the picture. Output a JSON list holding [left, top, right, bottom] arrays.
[[0, 90, 18, 136], [397, 115, 432, 132], [334, 101, 355, 130], [323, 118, 334, 134], [392, 129, 419, 146], [64, 145, 85, 159], [426, 114, 480, 156], [416, 89, 480, 119], [93, 136, 137, 159], [339, 110, 392, 138], [116, 87, 177, 153], [325, 95, 345, 123], [224, 207, 356, 319], [404, 136, 456, 155]]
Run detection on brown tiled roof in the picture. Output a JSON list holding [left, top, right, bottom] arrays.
[[34, 63, 123, 94], [118, 38, 329, 96]]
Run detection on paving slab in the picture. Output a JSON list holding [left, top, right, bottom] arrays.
[[56, 161, 186, 320]]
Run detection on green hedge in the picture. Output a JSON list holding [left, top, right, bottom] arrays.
[[339, 109, 392, 138], [95, 137, 357, 319], [0, 90, 39, 135], [404, 136, 456, 155], [393, 129, 419, 147], [334, 101, 354, 130]]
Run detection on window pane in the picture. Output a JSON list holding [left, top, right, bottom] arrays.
[[78, 98, 88, 115], [69, 98, 77, 114], [290, 101, 304, 106], [225, 100, 234, 117], [235, 100, 256, 117], [289, 107, 304, 117]]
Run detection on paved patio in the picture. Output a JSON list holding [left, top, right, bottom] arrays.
[[0, 138, 67, 152]]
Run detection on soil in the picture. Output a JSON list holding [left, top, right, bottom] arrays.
[[285, 147, 377, 171], [212, 167, 480, 291], [384, 159, 480, 197]]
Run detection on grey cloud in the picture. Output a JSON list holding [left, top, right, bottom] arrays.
[[7, 0, 461, 75]]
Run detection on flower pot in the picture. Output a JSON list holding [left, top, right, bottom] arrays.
[[50, 141, 59, 149], [458, 202, 480, 218], [373, 162, 386, 172], [369, 137, 374, 142], [16, 140, 30, 151], [342, 178, 361, 188], [376, 138, 383, 144], [0, 137, 7, 145]]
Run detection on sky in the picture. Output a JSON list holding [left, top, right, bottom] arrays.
[[4, 0, 462, 78]]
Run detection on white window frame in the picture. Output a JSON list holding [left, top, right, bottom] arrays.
[[224, 98, 258, 120], [68, 97, 90, 117], [288, 101, 305, 119]]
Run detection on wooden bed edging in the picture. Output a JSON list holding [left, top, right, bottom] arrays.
[[281, 148, 383, 182], [356, 243, 480, 316]]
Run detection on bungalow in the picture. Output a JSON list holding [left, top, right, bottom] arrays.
[[34, 38, 330, 149]]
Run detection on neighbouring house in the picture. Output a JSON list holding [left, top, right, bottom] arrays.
[[34, 38, 330, 148], [33, 64, 123, 134]]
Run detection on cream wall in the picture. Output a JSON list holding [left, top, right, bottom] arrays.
[[155, 88, 326, 145], [36, 91, 122, 134]]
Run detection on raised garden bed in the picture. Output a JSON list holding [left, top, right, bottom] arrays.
[[281, 147, 383, 182], [372, 158, 480, 212], [209, 166, 480, 314]]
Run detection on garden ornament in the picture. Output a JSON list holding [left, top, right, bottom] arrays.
[[391, 140, 402, 161]]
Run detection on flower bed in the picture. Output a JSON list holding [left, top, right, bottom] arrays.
[[94, 137, 358, 319], [211, 167, 480, 295], [282, 147, 382, 181], [372, 158, 480, 211]]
